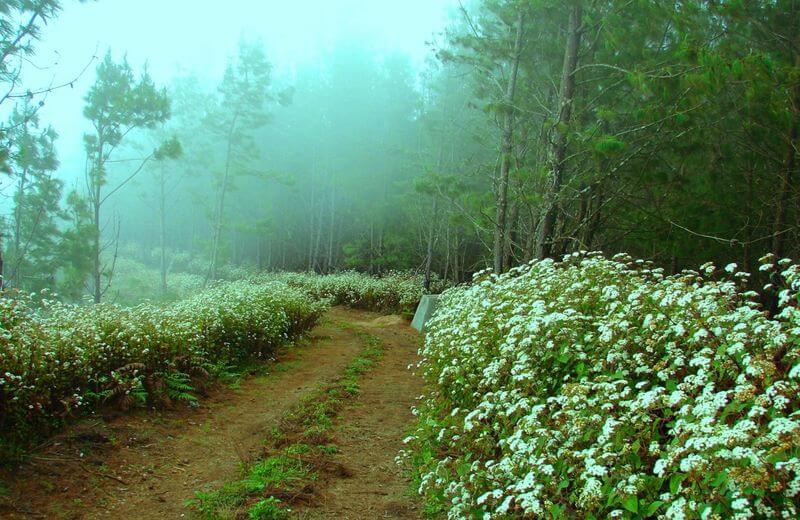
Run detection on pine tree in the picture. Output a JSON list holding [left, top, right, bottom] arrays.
[[82, 51, 173, 302], [206, 39, 274, 281]]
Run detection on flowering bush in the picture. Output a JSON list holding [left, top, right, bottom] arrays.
[[263, 270, 444, 315], [408, 252, 800, 519], [0, 280, 326, 457], [108, 257, 206, 305]]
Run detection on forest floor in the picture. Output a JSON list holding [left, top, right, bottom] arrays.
[[0, 307, 422, 519]]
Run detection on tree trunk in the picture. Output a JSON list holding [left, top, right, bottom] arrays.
[[92, 195, 101, 303], [493, 8, 524, 274], [368, 222, 374, 273], [10, 168, 27, 285], [443, 221, 450, 283], [256, 234, 262, 270], [281, 233, 286, 269], [583, 182, 602, 249], [307, 166, 316, 270], [424, 197, 439, 291], [313, 199, 324, 272], [453, 234, 461, 284], [159, 170, 168, 295], [326, 180, 336, 273], [504, 200, 519, 270], [208, 113, 238, 282], [0, 222, 4, 291], [91, 141, 104, 304], [772, 53, 800, 259], [535, 5, 582, 260]]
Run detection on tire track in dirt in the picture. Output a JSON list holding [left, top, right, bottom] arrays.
[[1, 307, 392, 519], [293, 314, 422, 519]]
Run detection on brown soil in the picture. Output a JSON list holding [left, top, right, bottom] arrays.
[[0, 307, 423, 520], [295, 310, 422, 519]]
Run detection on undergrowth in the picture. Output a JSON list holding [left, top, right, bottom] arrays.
[[262, 271, 445, 316], [408, 252, 800, 519], [0, 280, 327, 463]]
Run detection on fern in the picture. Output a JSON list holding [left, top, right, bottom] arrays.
[[162, 371, 198, 404], [130, 380, 148, 407]]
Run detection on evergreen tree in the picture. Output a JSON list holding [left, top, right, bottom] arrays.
[[3, 101, 62, 292], [82, 51, 173, 302], [206, 39, 275, 281]]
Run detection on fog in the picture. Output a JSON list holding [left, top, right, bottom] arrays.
[[1, 0, 466, 303], [9, 0, 452, 190], [3, 1, 799, 305]]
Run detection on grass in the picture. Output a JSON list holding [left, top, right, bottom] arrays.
[[186, 325, 384, 519]]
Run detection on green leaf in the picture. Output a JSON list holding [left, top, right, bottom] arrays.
[[594, 135, 626, 155], [629, 450, 641, 467], [711, 471, 728, 487], [645, 501, 664, 517], [670, 474, 686, 495], [622, 496, 638, 514], [549, 503, 565, 518]]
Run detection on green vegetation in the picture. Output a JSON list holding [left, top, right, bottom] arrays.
[[6, 2, 799, 303], [265, 271, 447, 316], [409, 253, 800, 518], [3, 2, 800, 519], [0, 269, 424, 463], [0, 279, 327, 461], [188, 330, 384, 519]]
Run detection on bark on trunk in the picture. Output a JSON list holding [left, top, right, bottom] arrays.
[[772, 53, 800, 259], [326, 180, 336, 273], [159, 170, 167, 295], [504, 200, 519, 270], [583, 183, 602, 250], [307, 166, 316, 270], [91, 141, 104, 304], [208, 113, 239, 282], [492, 8, 524, 274], [0, 225, 4, 291], [424, 197, 439, 291], [534, 5, 582, 260]]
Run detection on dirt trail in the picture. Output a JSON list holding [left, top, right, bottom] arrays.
[[296, 314, 422, 519], [0, 307, 422, 519]]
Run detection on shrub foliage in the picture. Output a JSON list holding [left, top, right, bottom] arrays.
[[0, 270, 434, 460], [263, 270, 444, 315], [409, 253, 800, 519], [0, 280, 327, 456]]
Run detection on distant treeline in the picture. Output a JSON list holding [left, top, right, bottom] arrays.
[[1, 1, 799, 301]]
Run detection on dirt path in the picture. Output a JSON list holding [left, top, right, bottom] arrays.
[[295, 315, 422, 519], [0, 307, 422, 519]]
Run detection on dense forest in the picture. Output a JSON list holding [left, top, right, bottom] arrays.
[[2, 0, 798, 303]]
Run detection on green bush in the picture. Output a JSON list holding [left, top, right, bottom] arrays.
[[408, 253, 800, 519], [263, 270, 444, 315], [0, 280, 326, 457]]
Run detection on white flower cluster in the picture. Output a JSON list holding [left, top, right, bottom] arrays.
[[0, 279, 326, 447], [261, 270, 445, 314], [409, 252, 800, 519]]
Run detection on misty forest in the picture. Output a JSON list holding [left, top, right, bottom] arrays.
[[2, 1, 800, 519]]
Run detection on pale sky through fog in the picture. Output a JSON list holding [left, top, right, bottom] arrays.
[[4, 0, 455, 197]]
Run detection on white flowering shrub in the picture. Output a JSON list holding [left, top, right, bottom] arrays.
[[262, 270, 445, 315], [408, 252, 800, 519], [109, 257, 206, 305], [0, 280, 325, 457]]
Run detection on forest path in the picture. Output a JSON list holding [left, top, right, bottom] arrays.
[[0, 307, 422, 519], [293, 314, 422, 519]]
